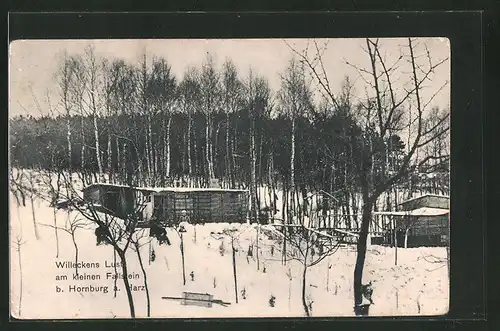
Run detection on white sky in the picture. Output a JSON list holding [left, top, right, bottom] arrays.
[[9, 38, 450, 118]]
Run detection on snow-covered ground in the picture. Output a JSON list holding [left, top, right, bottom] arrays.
[[9, 171, 449, 319]]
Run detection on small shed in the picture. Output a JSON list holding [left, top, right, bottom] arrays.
[[82, 183, 249, 227], [374, 194, 450, 247], [150, 187, 249, 225]]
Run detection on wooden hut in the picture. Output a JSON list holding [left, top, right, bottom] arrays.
[[82, 183, 249, 228], [374, 194, 450, 247], [149, 187, 249, 225]]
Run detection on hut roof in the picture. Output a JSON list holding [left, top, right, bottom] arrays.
[[374, 207, 449, 217], [82, 182, 249, 193], [398, 194, 450, 206]]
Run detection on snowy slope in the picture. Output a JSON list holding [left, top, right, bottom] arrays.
[[9, 172, 449, 319]]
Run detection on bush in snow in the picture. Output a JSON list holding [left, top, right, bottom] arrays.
[[269, 295, 276, 307]]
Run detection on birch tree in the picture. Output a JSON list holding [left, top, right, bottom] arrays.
[[199, 53, 221, 183], [81, 45, 105, 182], [221, 59, 244, 188], [178, 67, 202, 185], [278, 58, 315, 224], [107, 60, 138, 184], [136, 53, 154, 185], [245, 70, 272, 223], [55, 52, 77, 190], [147, 57, 177, 185]]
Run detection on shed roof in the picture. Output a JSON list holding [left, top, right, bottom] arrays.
[[82, 182, 249, 193], [399, 194, 450, 205], [374, 207, 449, 217]]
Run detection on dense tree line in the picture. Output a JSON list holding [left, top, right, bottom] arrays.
[[10, 43, 449, 218]]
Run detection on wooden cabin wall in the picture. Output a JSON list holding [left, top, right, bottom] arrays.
[[152, 191, 249, 224], [408, 215, 449, 237]]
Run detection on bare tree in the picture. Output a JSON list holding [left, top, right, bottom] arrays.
[[130, 229, 153, 317], [40, 214, 90, 275], [14, 236, 27, 318], [40, 168, 63, 257], [274, 224, 345, 317], [10, 169, 27, 235], [58, 175, 152, 318], [221, 228, 242, 304], [24, 171, 41, 240]]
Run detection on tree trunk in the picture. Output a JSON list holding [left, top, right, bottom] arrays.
[[353, 195, 373, 316], [394, 219, 398, 265], [66, 118, 72, 187], [205, 116, 212, 181], [135, 243, 151, 317], [53, 207, 59, 258], [193, 116, 199, 186], [282, 181, 287, 265], [225, 113, 231, 187], [113, 249, 118, 297], [166, 116, 172, 179], [290, 117, 296, 218], [115, 137, 121, 184], [326, 262, 330, 292], [107, 132, 112, 183], [72, 233, 79, 276], [232, 237, 238, 304], [231, 126, 237, 188], [256, 224, 260, 270], [187, 115, 193, 179], [404, 227, 410, 249], [250, 117, 258, 224], [93, 115, 104, 182], [118, 250, 136, 318], [301, 262, 310, 317], [80, 117, 86, 186], [30, 195, 40, 240], [17, 241, 23, 318], [258, 128, 264, 212], [180, 233, 186, 285], [146, 116, 153, 185]]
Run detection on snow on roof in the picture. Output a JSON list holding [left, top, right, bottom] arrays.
[[374, 207, 449, 217], [399, 194, 450, 205], [82, 182, 249, 193]]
